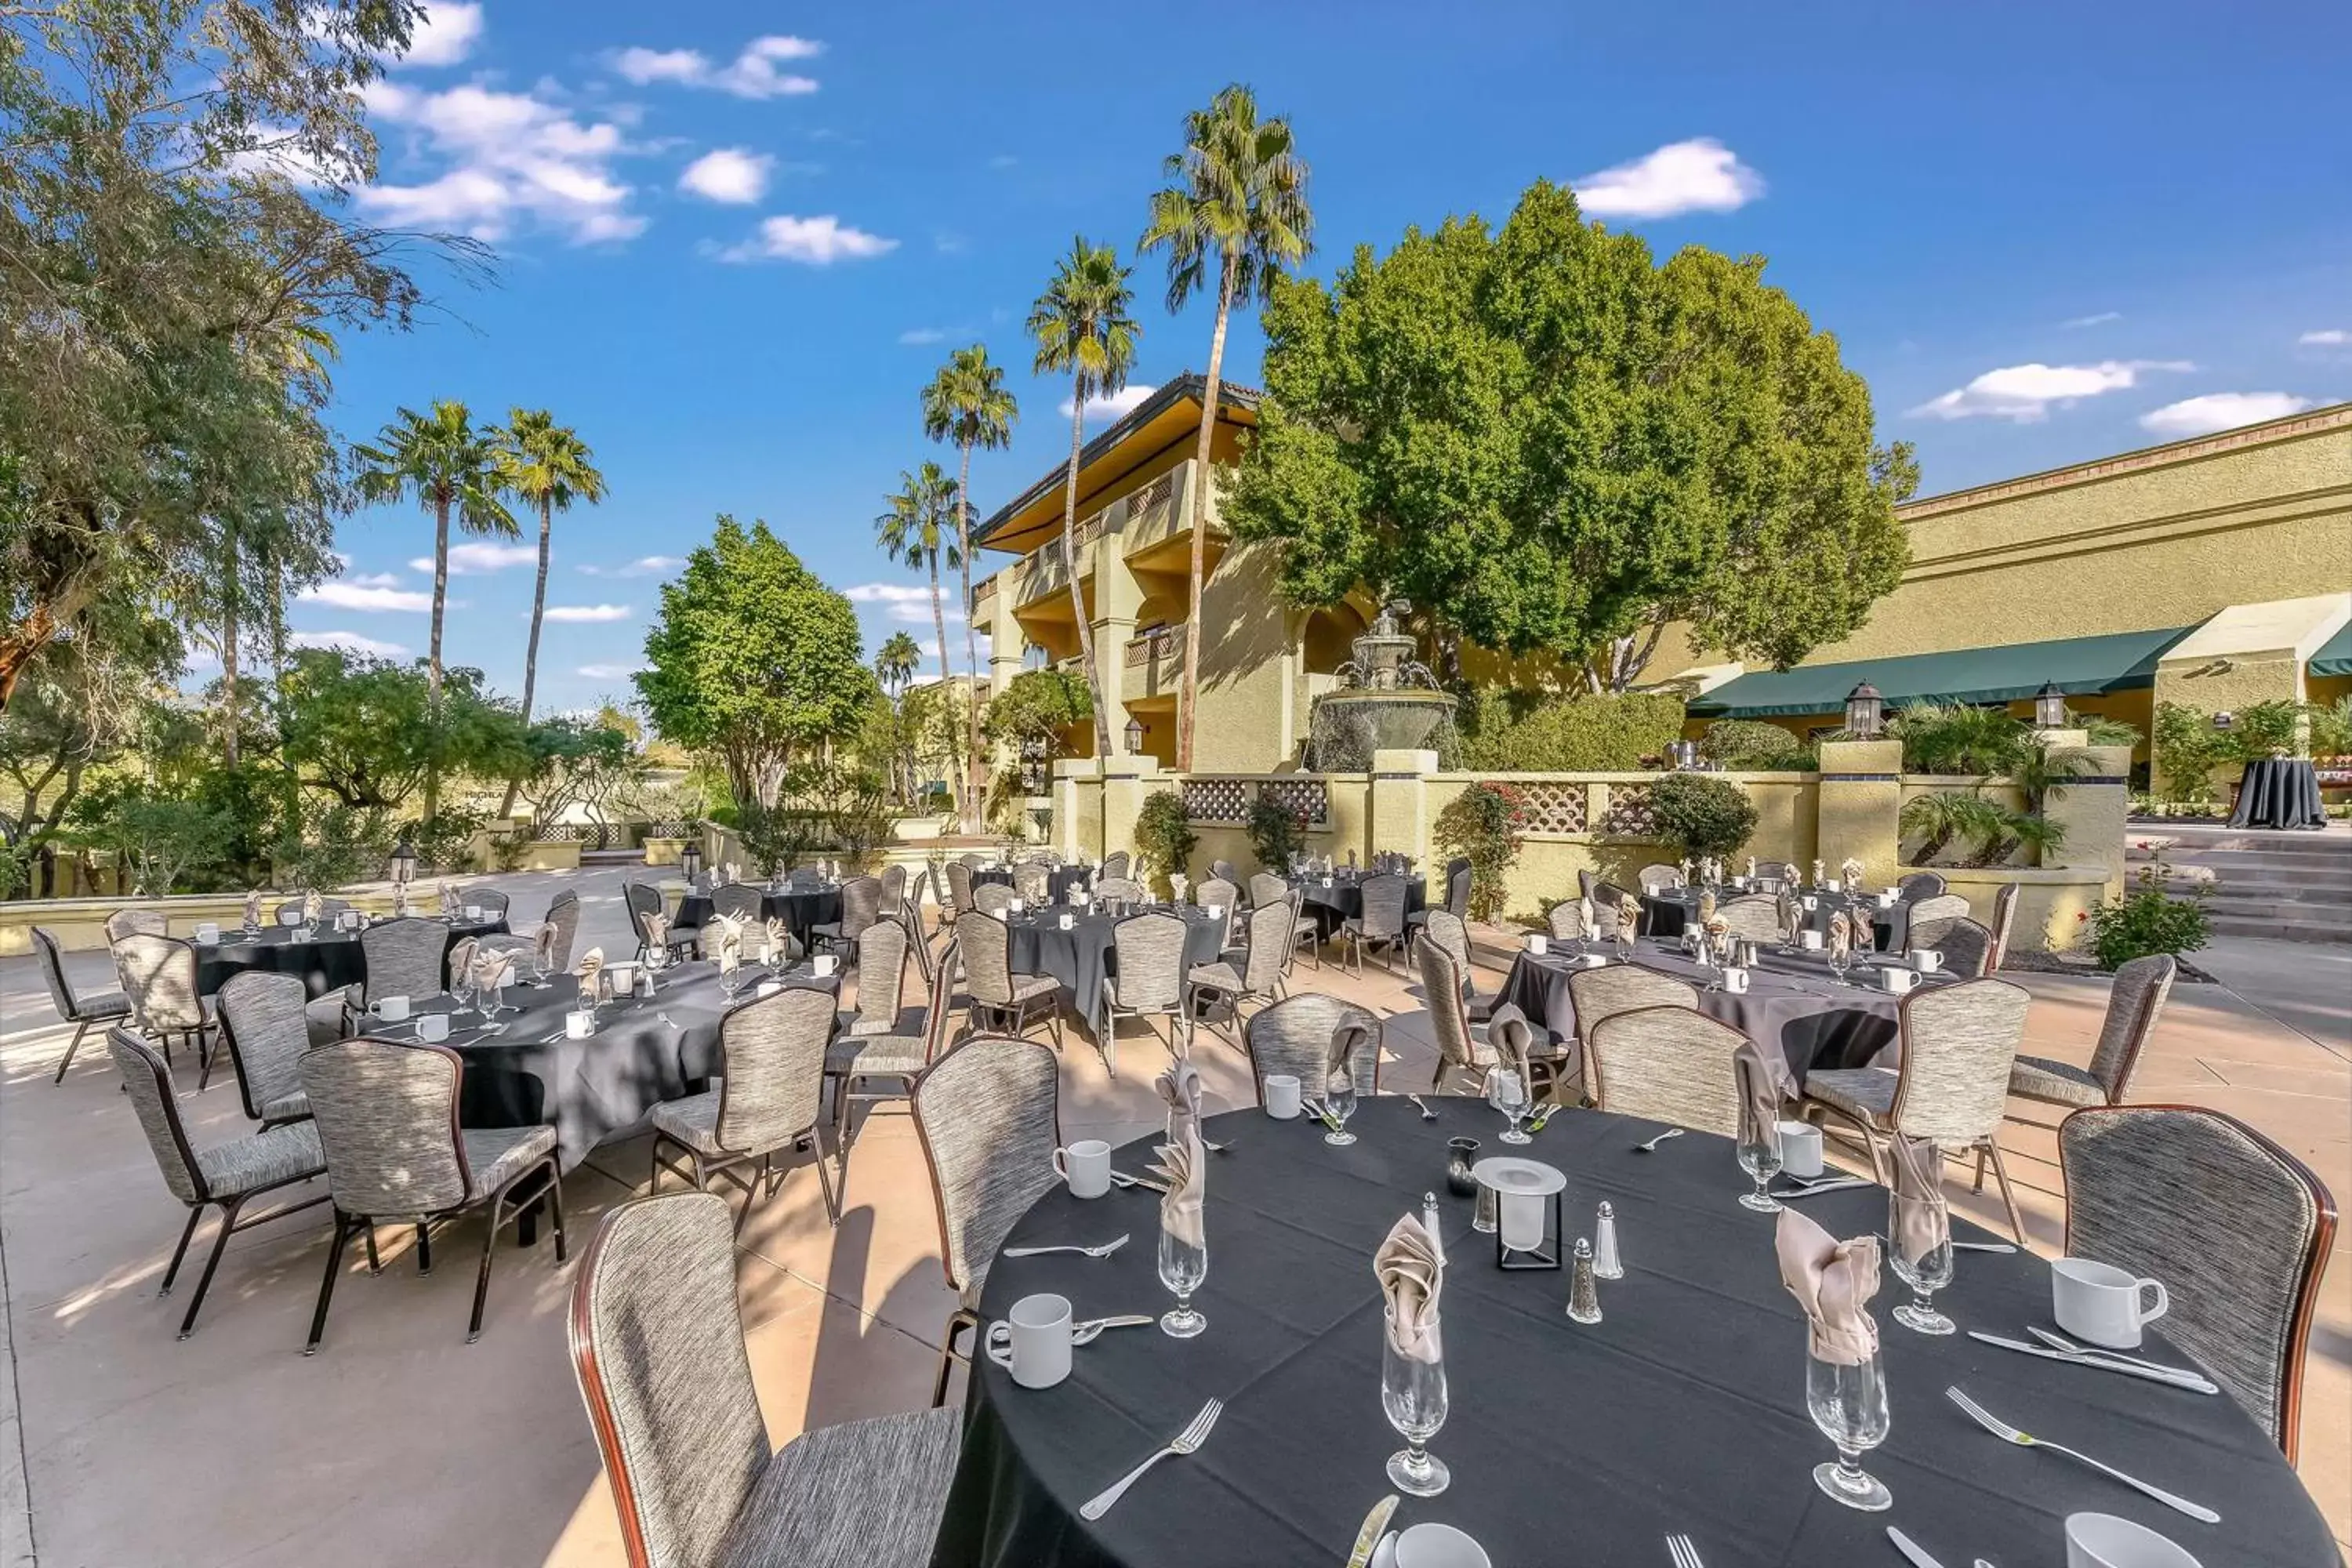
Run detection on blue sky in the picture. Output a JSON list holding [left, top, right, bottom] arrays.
[[296, 0, 2352, 714]]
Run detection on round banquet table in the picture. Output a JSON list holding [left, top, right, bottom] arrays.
[[1290, 873, 1428, 942], [929, 1098, 2333, 1568], [2230, 757, 2327, 830], [1004, 906, 1231, 1034], [191, 916, 508, 1000], [1495, 937, 1945, 1078], [672, 884, 843, 949], [388, 958, 840, 1171], [1642, 887, 1907, 951], [977, 863, 1095, 903]]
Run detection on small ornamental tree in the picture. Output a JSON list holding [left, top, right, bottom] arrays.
[[1646, 773, 1759, 861], [1133, 789, 1198, 888], [1432, 782, 1526, 923], [1245, 793, 1308, 873]]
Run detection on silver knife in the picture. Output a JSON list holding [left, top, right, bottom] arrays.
[[1774, 1177, 1871, 1198], [1887, 1525, 1946, 1568], [1966, 1331, 2218, 1392], [1346, 1494, 1400, 1568], [2021, 1327, 2220, 1392]]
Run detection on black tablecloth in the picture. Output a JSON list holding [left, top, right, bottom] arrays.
[[1290, 875, 1428, 941], [1494, 938, 1939, 1077], [978, 865, 1095, 903], [673, 886, 844, 949], [2230, 758, 2327, 830], [193, 917, 508, 999], [1642, 888, 1907, 951], [395, 960, 839, 1170], [1005, 909, 1231, 1034], [931, 1098, 2331, 1568]]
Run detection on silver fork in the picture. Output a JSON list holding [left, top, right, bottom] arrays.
[[1636, 1127, 1686, 1152], [1944, 1387, 2219, 1523], [1079, 1398, 1222, 1520], [1666, 1532, 1706, 1566], [1000, 1233, 1130, 1260]]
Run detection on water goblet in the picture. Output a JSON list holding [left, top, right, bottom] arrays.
[[1486, 1068, 1531, 1145], [1826, 943, 1852, 984], [1887, 1192, 1956, 1335], [1156, 1223, 1207, 1338], [1381, 1327, 1451, 1497], [1323, 1068, 1359, 1147], [1737, 1133, 1784, 1211], [717, 964, 742, 1002], [1614, 927, 1636, 962], [1806, 1343, 1893, 1511]]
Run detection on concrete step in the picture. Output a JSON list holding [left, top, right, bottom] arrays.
[[2128, 844, 2352, 871], [2206, 913, 2350, 946]]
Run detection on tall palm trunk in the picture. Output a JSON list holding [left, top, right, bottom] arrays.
[[954, 441, 984, 833], [1062, 392, 1112, 758], [424, 491, 450, 821], [498, 494, 555, 818], [220, 528, 240, 767], [927, 555, 956, 809], [1176, 256, 1235, 773]]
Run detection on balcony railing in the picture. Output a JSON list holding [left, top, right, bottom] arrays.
[[1123, 624, 1185, 668]]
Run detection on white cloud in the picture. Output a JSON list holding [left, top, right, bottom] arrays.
[[679, 147, 771, 204], [394, 2, 483, 67], [291, 630, 410, 658], [2061, 311, 2122, 328], [358, 80, 645, 245], [1907, 359, 2193, 423], [2138, 392, 2316, 438], [987, 154, 1018, 170], [847, 583, 964, 626], [1058, 384, 1157, 423], [299, 582, 434, 612], [409, 541, 537, 575], [716, 213, 896, 264], [542, 604, 634, 622], [577, 662, 647, 681], [1573, 138, 1763, 220], [612, 35, 822, 99], [579, 555, 681, 578], [898, 327, 948, 346], [347, 570, 404, 590], [2299, 328, 2348, 347]]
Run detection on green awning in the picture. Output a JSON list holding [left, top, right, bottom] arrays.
[[1687, 626, 2196, 719], [2311, 620, 2352, 678]]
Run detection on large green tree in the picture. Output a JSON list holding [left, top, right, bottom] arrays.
[[1139, 84, 1312, 769], [495, 408, 608, 814], [874, 462, 964, 811], [278, 647, 531, 811], [1227, 179, 1914, 691], [636, 517, 876, 808], [920, 344, 1018, 825], [1027, 238, 1140, 758], [875, 630, 921, 803]]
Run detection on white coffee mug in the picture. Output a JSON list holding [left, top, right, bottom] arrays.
[[1800, 895, 1819, 911], [1321, 876, 1334, 888], [1051, 1139, 1112, 1200], [1723, 966, 1750, 993], [1264, 1074, 1303, 1120], [279, 907, 304, 927], [1526, 933, 1549, 956], [2053, 1258, 2169, 1349], [1909, 948, 1943, 973], [416, 1013, 451, 1043], [1825, 879, 1842, 895], [985, 1292, 1073, 1390], [339, 909, 363, 931], [2065, 1513, 2201, 1568], [1008, 898, 1025, 914], [1878, 890, 1899, 908], [1878, 966, 1920, 994], [564, 1009, 595, 1039], [1392, 1523, 1491, 1568], [812, 954, 838, 978], [756, 980, 782, 998], [1058, 913, 1075, 931], [608, 962, 638, 995], [463, 905, 483, 922], [371, 994, 411, 1023], [194, 921, 220, 944], [1205, 904, 1226, 921], [1799, 929, 1824, 950], [1777, 1120, 1824, 1178]]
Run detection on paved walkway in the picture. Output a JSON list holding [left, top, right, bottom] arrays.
[[1, 874, 2343, 1564]]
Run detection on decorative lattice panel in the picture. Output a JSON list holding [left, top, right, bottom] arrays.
[[1499, 780, 1587, 834], [1599, 785, 1658, 838], [1258, 777, 1330, 826], [1182, 778, 1250, 823]]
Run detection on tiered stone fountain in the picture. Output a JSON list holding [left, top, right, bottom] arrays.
[[1306, 601, 1457, 768]]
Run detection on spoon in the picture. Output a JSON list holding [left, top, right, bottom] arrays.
[[1635, 1127, 1686, 1152], [1404, 1094, 1439, 1121], [1071, 1314, 1156, 1345]]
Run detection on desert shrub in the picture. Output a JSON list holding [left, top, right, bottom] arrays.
[[1454, 689, 1685, 772], [1646, 773, 1758, 860], [1432, 782, 1526, 922], [1133, 790, 1197, 885], [276, 802, 397, 891]]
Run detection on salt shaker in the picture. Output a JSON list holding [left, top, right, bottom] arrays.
[[1421, 1192, 1445, 1266], [1593, 1202, 1624, 1280], [1566, 1238, 1602, 1324]]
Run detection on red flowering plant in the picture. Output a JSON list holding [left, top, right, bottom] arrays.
[[1434, 782, 1528, 923]]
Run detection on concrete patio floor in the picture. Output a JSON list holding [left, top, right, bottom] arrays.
[[1, 869, 2344, 1566]]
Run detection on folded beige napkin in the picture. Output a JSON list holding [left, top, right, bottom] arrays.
[[1375, 1211, 1444, 1363], [392, 883, 409, 918], [1577, 895, 1597, 941], [1328, 1014, 1373, 1094], [1697, 890, 1718, 924], [1703, 913, 1732, 963], [471, 949, 513, 994], [1827, 910, 1853, 961], [710, 912, 746, 975], [1811, 860, 1825, 888], [1777, 1208, 1882, 1365], [447, 937, 477, 986], [1486, 1003, 1534, 1086], [1888, 1134, 1950, 1264], [1745, 856, 1758, 881], [438, 880, 459, 916], [1155, 1061, 1203, 1138], [1616, 891, 1641, 936], [1841, 857, 1867, 890], [244, 890, 263, 927], [1679, 857, 1694, 882], [762, 916, 791, 964], [1734, 1039, 1799, 1149], [576, 946, 604, 998], [533, 920, 558, 967], [1778, 890, 1803, 943], [1147, 1127, 1204, 1248], [642, 908, 670, 950], [303, 889, 323, 923]]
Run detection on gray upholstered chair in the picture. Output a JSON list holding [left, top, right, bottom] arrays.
[[273, 895, 352, 925], [214, 970, 318, 1124], [1566, 964, 1699, 1051], [1406, 856, 1472, 938], [625, 880, 699, 964], [1338, 873, 1409, 975], [1103, 911, 1191, 1067], [1418, 909, 1496, 1022], [1010, 860, 1052, 905], [455, 886, 510, 917], [1091, 876, 1147, 907], [31, 924, 130, 1082], [570, 1190, 963, 1568], [1209, 857, 1240, 886], [1185, 900, 1293, 1040], [2059, 1105, 2335, 1461], [879, 861, 908, 909], [1194, 877, 1240, 916], [112, 931, 213, 1072], [1415, 936, 1505, 1094], [1588, 1006, 1748, 1138], [829, 939, 962, 1171], [1930, 916, 1997, 978], [1896, 870, 1949, 899], [361, 916, 452, 1003], [944, 858, 977, 920], [954, 910, 1060, 1047], [713, 882, 768, 924], [105, 908, 169, 942], [1247, 872, 1290, 913], [107, 1029, 328, 1338], [1801, 977, 2032, 1241], [1636, 863, 1684, 894], [1987, 881, 2020, 970], [540, 890, 583, 973], [1577, 868, 1599, 902], [1717, 894, 1783, 943], [651, 985, 840, 1230], [2008, 953, 2174, 1112], [970, 880, 1017, 916], [910, 1034, 1062, 1405], [1100, 851, 1131, 882], [1545, 900, 1590, 943], [956, 851, 989, 869], [1589, 881, 1636, 937], [811, 874, 886, 957], [1243, 993, 1381, 1105], [840, 916, 911, 1037], [298, 1037, 564, 1351], [1904, 892, 1971, 950]]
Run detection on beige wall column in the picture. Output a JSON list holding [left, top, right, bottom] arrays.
[[2039, 733, 2134, 898], [1098, 762, 1163, 874], [1054, 758, 1105, 861], [1092, 531, 1143, 761], [1814, 739, 1904, 886], [1368, 749, 1439, 879]]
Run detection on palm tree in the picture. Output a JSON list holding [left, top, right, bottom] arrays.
[[352, 400, 515, 819], [875, 463, 966, 812], [921, 346, 1019, 827], [1140, 85, 1312, 771], [876, 631, 921, 804], [494, 408, 608, 815], [1026, 238, 1139, 760]]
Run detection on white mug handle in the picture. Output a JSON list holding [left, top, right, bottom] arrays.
[[985, 1321, 1015, 1370], [1051, 1149, 1071, 1182], [2137, 1278, 2170, 1325]]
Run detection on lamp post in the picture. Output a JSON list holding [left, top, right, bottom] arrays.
[[681, 839, 704, 887], [1124, 716, 1145, 759], [389, 837, 416, 887], [1844, 682, 1885, 739], [2034, 681, 2067, 731]]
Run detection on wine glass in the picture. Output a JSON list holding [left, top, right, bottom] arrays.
[[1888, 1192, 1956, 1335], [1737, 1130, 1784, 1211], [1156, 1222, 1207, 1338], [1827, 942, 1852, 984], [1381, 1327, 1451, 1497], [1486, 1067, 1530, 1145], [1323, 1066, 1359, 1147], [717, 962, 742, 1002], [1614, 924, 1636, 962], [1806, 1344, 1893, 1511]]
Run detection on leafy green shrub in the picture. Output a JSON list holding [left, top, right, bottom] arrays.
[[2082, 862, 2209, 971], [275, 803, 396, 892], [736, 800, 822, 877], [1432, 782, 1526, 922], [2308, 695, 2352, 759], [1887, 700, 2028, 775], [1454, 689, 1685, 772], [1133, 790, 1198, 886], [1246, 793, 1308, 872], [2224, 699, 2304, 761], [486, 823, 533, 873], [1646, 774, 1758, 860], [2066, 710, 2143, 750], [64, 779, 234, 895], [411, 808, 488, 873], [1697, 720, 1805, 770]]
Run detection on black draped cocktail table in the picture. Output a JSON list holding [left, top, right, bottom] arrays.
[[931, 1098, 2332, 1568], [672, 885, 844, 949], [192, 916, 508, 999]]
